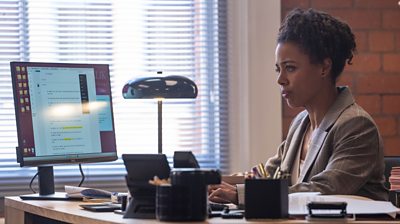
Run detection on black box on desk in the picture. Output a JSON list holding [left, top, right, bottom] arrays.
[[156, 184, 207, 221], [244, 178, 288, 219], [156, 169, 221, 222]]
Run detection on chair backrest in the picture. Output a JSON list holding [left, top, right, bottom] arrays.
[[384, 156, 400, 189]]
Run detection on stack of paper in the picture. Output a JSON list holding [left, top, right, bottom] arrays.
[[389, 167, 400, 190]]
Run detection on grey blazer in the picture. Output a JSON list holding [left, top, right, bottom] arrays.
[[265, 87, 388, 201]]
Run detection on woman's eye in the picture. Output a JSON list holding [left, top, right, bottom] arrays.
[[275, 67, 280, 73], [286, 65, 296, 72]]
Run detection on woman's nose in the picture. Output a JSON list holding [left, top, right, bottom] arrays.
[[277, 72, 287, 86]]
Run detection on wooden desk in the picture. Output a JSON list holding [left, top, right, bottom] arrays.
[[4, 197, 399, 224]]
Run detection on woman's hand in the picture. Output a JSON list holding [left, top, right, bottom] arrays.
[[208, 181, 238, 204]]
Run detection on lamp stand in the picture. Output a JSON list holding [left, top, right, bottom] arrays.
[[158, 100, 162, 154]]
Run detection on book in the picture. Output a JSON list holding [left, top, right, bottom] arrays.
[[390, 166, 400, 191]]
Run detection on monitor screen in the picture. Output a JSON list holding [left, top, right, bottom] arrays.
[[10, 62, 117, 167]]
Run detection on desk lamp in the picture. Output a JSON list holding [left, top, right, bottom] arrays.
[[122, 73, 198, 154]]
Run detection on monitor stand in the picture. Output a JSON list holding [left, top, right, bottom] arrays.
[[20, 166, 81, 201]]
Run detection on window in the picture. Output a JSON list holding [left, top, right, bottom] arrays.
[[0, 0, 227, 196]]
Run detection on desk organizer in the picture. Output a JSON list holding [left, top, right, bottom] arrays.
[[245, 178, 288, 219], [156, 169, 220, 221], [156, 184, 207, 221]]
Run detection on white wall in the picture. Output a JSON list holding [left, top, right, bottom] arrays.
[[228, 0, 282, 173]]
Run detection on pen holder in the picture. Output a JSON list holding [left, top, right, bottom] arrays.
[[244, 178, 288, 219]]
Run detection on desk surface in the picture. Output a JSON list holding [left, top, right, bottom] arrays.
[[4, 197, 399, 224]]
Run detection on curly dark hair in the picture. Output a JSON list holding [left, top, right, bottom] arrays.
[[277, 8, 356, 82]]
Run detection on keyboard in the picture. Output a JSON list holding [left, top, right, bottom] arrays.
[[209, 202, 229, 211]]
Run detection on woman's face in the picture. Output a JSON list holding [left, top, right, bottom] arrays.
[[275, 42, 326, 108]]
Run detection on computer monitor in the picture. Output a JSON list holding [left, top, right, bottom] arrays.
[[10, 61, 118, 200]]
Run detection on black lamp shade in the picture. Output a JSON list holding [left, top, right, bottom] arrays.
[[122, 75, 198, 154], [122, 75, 198, 99]]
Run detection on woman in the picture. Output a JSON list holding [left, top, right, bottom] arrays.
[[209, 8, 388, 206]]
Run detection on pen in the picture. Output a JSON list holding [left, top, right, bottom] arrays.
[[251, 166, 262, 178], [257, 163, 268, 178], [273, 167, 281, 179]]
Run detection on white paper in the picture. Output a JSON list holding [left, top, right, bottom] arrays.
[[65, 185, 112, 198], [289, 192, 400, 218]]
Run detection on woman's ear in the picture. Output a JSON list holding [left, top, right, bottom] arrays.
[[321, 58, 332, 78]]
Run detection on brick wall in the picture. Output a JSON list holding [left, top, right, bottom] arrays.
[[281, 0, 400, 156]]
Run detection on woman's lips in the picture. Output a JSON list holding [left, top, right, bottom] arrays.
[[281, 90, 289, 98]]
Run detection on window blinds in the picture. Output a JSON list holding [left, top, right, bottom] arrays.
[[0, 0, 227, 197]]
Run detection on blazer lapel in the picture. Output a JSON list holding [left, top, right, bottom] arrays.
[[298, 87, 355, 183], [281, 115, 309, 176], [298, 128, 327, 182]]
